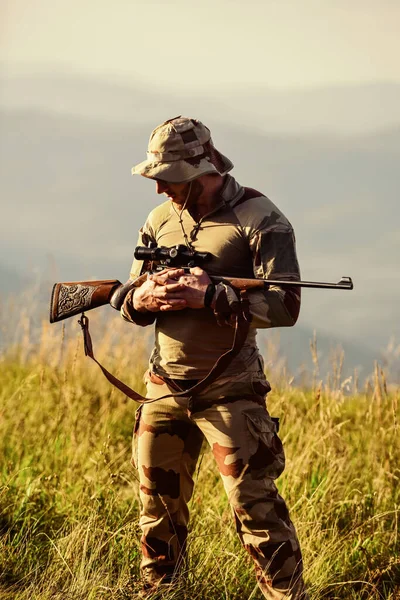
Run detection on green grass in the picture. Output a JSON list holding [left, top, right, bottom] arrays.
[[0, 317, 399, 599]]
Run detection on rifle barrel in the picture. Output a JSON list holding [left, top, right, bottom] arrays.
[[210, 275, 353, 291]]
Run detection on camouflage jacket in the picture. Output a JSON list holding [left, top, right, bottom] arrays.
[[122, 175, 301, 379]]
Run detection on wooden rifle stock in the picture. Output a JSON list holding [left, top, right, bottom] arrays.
[[49, 273, 353, 324], [49, 279, 136, 323]]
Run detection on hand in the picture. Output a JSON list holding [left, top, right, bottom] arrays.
[[174, 267, 213, 309], [133, 272, 187, 313], [148, 268, 186, 285], [133, 267, 213, 312]]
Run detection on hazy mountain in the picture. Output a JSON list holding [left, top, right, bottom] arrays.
[[0, 262, 26, 293], [1, 71, 400, 135], [1, 74, 399, 380], [219, 82, 400, 135], [267, 325, 381, 387]]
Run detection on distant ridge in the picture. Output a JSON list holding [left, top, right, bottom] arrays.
[[1, 70, 400, 135], [0, 97, 399, 381]]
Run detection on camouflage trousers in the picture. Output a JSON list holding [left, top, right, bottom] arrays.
[[133, 370, 307, 600]]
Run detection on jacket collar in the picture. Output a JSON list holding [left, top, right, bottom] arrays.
[[220, 174, 245, 207]]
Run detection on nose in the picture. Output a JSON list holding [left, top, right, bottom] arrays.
[[156, 180, 168, 194]]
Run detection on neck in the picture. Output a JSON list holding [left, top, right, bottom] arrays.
[[191, 175, 225, 219]]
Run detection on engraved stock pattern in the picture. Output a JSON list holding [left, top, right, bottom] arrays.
[[57, 284, 96, 319]]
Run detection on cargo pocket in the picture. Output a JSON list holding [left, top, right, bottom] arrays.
[[250, 356, 272, 397], [131, 404, 143, 469], [244, 407, 285, 479]]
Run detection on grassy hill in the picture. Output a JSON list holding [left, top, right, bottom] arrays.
[[0, 319, 399, 599]]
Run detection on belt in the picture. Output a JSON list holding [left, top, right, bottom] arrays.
[[148, 370, 199, 392]]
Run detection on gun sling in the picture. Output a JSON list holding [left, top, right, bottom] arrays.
[[78, 290, 252, 407]]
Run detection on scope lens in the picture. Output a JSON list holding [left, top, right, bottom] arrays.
[[134, 247, 149, 260]]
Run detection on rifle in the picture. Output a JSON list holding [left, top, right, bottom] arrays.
[[49, 244, 353, 404], [50, 244, 353, 324]]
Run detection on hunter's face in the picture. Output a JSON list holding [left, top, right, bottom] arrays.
[[155, 180, 189, 203], [155, 179, 203, 208]]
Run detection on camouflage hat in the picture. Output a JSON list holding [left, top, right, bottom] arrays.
[[131, 116, 233, 183]]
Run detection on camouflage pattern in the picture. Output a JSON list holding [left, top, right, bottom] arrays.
[[134, 372, 308, 599], [131, 116, 234, 183], [123, 174, 301, 380], [125, 150, 306, 596]]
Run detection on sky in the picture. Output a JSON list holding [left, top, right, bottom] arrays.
[[2, 0, 400, 90], [1, 0, 400, 377]]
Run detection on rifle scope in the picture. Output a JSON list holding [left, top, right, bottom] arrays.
[[134, 245, 212, 268]]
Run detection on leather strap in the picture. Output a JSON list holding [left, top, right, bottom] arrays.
[[78, 290, 252, 404]]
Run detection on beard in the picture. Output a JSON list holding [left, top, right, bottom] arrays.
[[187, 179, 204, 206], [171, 179, 204, 209]]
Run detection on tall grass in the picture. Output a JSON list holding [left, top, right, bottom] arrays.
[[0, 312, 399, 599]]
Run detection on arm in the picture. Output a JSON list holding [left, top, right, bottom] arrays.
[[246, 225, 301, 328]]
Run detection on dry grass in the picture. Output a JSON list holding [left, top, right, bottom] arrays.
[[0, 310, 399, 599]]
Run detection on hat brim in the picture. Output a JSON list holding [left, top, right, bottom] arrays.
[[131, 151, 233, 183]]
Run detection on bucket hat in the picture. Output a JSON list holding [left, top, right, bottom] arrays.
[[131, 116, 233, 183]]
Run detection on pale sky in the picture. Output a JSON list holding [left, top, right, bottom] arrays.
[[2, 0, 400, 90]]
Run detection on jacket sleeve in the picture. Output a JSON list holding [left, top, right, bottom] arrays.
[[120, 224, 156, 327], [247, 222, 301, 329]]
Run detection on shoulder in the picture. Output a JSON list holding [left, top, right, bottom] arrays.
[[232, 186, 293, 235], [145, 200, 172, 234]]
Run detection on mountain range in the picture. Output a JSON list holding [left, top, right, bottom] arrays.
[[1, 73, 399, 382]]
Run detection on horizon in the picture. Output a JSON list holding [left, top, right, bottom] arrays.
[[1, 69, 400, 136]]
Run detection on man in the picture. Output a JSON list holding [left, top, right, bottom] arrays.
[[121, 116, 307, 599]]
